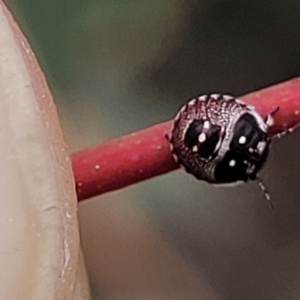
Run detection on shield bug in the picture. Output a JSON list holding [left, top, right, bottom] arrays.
[[168, 94, 278, 206]]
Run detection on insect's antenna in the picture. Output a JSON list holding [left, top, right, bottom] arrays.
[[257, 178, 274, 210]]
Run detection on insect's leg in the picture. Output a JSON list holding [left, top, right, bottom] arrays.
[[257, 179, 275, 211], [265, 106, 280, 127]]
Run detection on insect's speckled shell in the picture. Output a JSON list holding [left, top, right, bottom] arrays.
[[169, 94, 268, 183]]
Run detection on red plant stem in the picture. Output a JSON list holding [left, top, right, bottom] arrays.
[[72, 77, 300, 201], [73, 122, 177, 201]]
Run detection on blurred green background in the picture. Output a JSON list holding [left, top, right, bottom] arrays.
[[5, 1, 300, 299]]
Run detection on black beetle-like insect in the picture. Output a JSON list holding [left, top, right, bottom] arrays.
[[169, 94, 276, 186]]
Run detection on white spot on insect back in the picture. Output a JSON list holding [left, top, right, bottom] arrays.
[[203, 121, 210, 129], [188, 99, 197, 106], [238, 136, 247, 144], [199, 95, 208, 101], [198, 133, 206, 143], [257, 141, 266, 153], [210, 94, 221, 100], [235, 99, 246, 105], [174, 112, 181, 122], [180, 105, 187, 113], [229, 160, 236, 167], [223, 95, 234, 101], [192, 145, 198, 152]]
